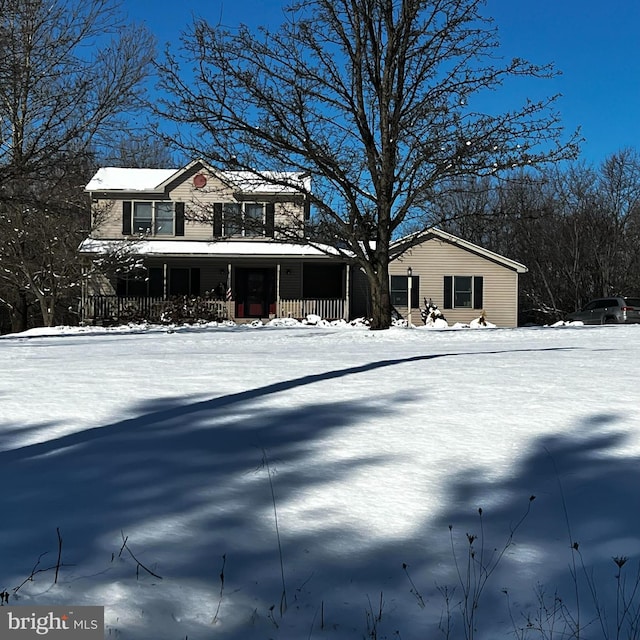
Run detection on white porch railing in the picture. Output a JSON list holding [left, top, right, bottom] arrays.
[[279, 299, 346, 320], [82, 296, 346, 323]]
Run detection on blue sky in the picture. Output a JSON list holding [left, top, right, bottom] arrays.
[[125, 0, 640, 165]]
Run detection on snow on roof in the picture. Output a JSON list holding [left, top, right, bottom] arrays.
[[78, 238, 341, 258], [85, 166, 310, 194], [85, 168, 178, 191], [216, 170, 311, 194]]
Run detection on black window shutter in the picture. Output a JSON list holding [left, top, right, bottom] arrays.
[[175, 202, 185, 236], [122, 201, 132, 235], [265, 202, 275, 237], [443, 276, 453, 308], [411, 276, 420, 308], [213, 203, 223, 237], [190, 268, 201, 296], [473, 276, 484, 309]]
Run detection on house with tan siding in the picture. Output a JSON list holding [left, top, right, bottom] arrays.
[[387, 229, 527, 327], [79, 159, 526, 327]]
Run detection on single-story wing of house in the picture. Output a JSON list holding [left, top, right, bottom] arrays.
[[389, 228, 527, 328], [79, 159, 527, 327]]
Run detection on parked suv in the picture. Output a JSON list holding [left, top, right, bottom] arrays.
[[567, 296, 640, 325]]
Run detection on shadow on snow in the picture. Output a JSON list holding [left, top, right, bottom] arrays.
[[1, 345, 635, 639]]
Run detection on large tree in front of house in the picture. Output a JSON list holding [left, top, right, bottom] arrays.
[[0, 0, 155, 331], [157, 0, 578, 329]]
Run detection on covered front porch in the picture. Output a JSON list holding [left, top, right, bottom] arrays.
[[80, 257, 351, 325]]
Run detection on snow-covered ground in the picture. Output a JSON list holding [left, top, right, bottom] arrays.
[[1, 321, 639, 639]]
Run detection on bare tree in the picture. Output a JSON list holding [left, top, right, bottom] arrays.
[[0, 160, 92, 329], [0, 0, 155, 330], [157, 0, 578, 329], [439, 151, 640, 324], [99, 133, 180, 169], [590, 149, 640, 296]]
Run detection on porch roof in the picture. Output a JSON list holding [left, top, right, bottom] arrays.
[[78, 238, 343, 259]]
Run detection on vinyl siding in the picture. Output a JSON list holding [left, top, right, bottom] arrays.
[[90, 168, 305, 241], [274, 201, 304, 239], [278, 262, 303, 299], [92, 200, 124, 238], [391, 238, 520, 327]]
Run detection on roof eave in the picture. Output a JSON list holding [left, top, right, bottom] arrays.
[[392, 227, 528, 274]]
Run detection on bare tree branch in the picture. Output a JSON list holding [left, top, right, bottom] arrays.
[[156, 0, 579, 328], [0, 0, 155, 330]]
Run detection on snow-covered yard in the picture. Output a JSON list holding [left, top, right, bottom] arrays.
[[1, 322, 639, 639]]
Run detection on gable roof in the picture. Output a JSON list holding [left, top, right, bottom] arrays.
[[85, 159, 311, 195], [85, 167, 177, 192], [392, 228, 527, 273]]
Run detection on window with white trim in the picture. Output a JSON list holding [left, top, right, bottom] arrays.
[[221, 203, 265, 236], [443, 275, 483, 309], [215, 202, 275, 237], [390, 275, 419, 307], [132, 201, 175, 236]]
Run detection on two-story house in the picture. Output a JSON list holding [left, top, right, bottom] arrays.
[[80, 158, 527, 327]]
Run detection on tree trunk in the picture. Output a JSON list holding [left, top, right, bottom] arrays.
[[36, 294, 55, 327], [367, 258, 392, 330], [10, 291, 28, 333], [42, 304, 55, 328]]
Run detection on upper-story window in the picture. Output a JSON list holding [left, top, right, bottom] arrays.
[[122, 201, 185, 237], [215, 202, 275, 238], [133, 202, 174, 236]]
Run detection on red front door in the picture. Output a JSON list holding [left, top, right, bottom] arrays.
[[235, 268, 276, 318]]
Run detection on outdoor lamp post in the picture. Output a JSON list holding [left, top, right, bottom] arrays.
[[407, 266, 412, 328]]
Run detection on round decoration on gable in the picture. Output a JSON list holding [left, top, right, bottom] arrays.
[[193, 173, 207, 188]]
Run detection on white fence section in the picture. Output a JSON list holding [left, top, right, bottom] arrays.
[[279, 299, 345, 320]]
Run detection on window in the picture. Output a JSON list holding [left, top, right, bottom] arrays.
[[124, 201, 181, 236], [223, 203, 242, 236], [214, 202, 275, 237], [169, 268, 200, 296], [454, 276, 473, 308], [155, 203, 174, 236], [303, 264, 344, 298], [390, 275, 419, 307], [134, 202, 173, 235], [133, 203, 153, 234], [245, 203, 264, 237], [116, 267, 163, 297], [444, 276, 483, 309], [116, 267, 201, 297]]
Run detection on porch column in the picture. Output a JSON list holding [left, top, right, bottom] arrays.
[[80, 264, 87, 324], [276, 263, 281, 317], [163, 263, 168, 300], [344, 263, 350, 321], [226, 263, 232, 319]]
